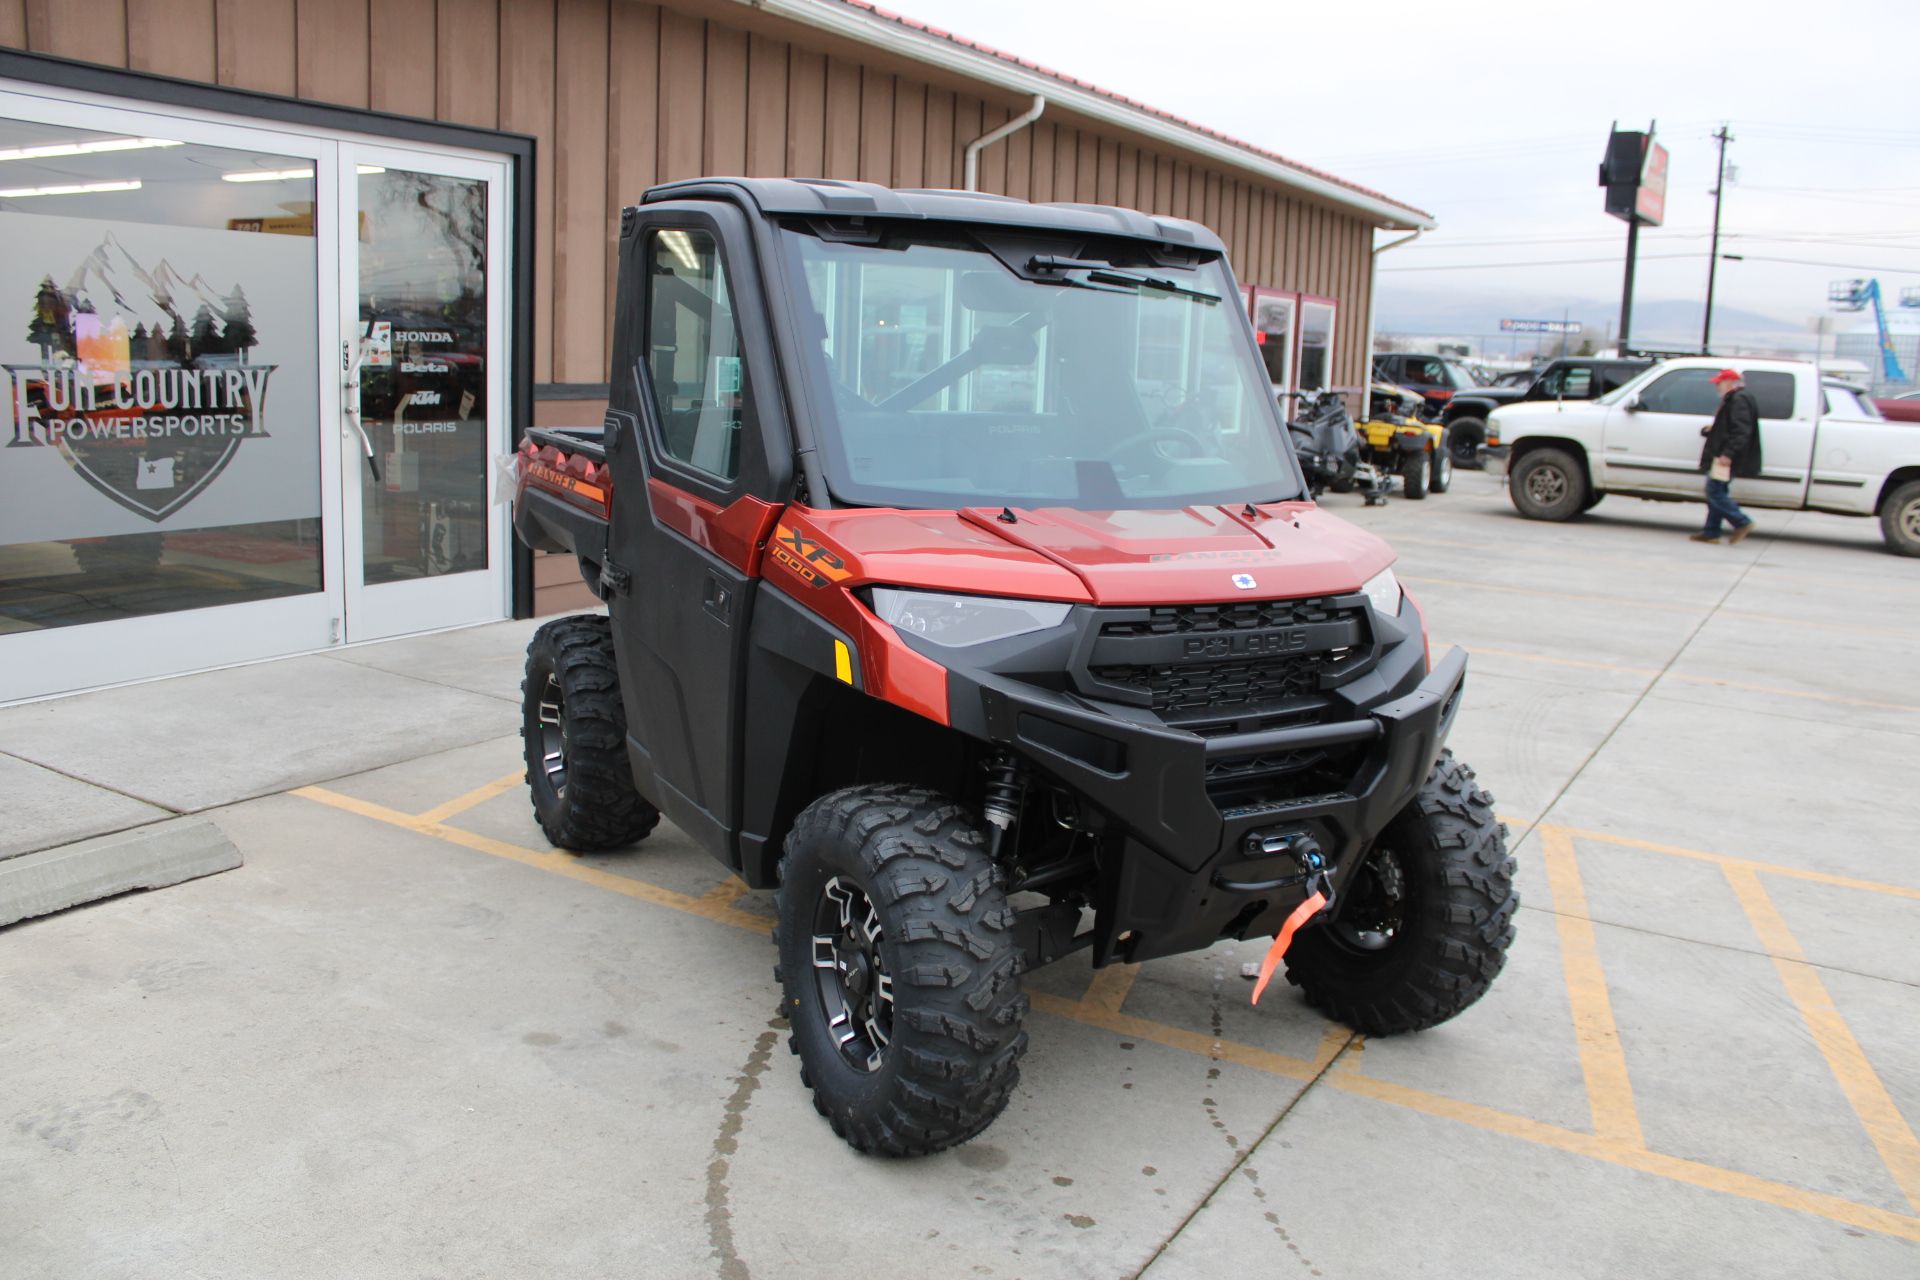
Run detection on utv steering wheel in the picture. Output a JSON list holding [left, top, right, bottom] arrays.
[[1107, 426, 1209, 470]]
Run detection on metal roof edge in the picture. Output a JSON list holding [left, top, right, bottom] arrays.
[[741, 0, 1435, 231]]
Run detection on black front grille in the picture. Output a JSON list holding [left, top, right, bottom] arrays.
[[1086, 595, 1366, 719], [1098, 597, 1350, 638], [1090, 653, 1321, 715]]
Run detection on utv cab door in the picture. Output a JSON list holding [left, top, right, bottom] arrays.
[[602, 202, 789, 859]]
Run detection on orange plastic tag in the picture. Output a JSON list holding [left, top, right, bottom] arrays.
[[1250, 890, 1327, 1005]]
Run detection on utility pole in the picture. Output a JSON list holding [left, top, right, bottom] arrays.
[[1619, 220, 1639, 356], [1702, 124, 1733, 355]]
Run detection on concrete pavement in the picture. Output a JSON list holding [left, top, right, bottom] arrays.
[[3, 472, 1917, 1278]]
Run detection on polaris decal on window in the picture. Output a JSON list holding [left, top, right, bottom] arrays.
[[1, 215, 319, 541]]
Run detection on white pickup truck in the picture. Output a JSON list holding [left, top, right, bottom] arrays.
[[1491, 356, 1920, 555]]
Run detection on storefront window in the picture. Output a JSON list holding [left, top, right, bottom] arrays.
[[1253, 293, 1295, 391], [0, 117, 322, 634], [1298, 299, 1336, 392], [355, 168, 489, 583]]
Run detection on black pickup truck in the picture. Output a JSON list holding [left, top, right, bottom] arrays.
[[1439, 357, 1651, 468]]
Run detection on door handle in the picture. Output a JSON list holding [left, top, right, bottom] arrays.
[[703, 574, 733, 623], [342, 338, 381, 482]]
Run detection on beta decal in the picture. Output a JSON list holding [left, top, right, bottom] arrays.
[[769, 522, 851, 588]]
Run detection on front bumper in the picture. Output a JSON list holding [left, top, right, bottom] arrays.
[[949, 637, 1468, 966]]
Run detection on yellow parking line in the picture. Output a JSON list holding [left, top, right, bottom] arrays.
[[1329, 1070, 1920, 1244], [292, 785, 772, 934], [1030, 991, 1318, 1081], [1079, 963, 1140, 1015], [1722, 863, 1920, 1215], [291, 784, 1920, 1244], [1549, 823, 1920, 903], [696, 876, 753, 907], [1540, 827, 1645, 1147], [414, 770, 527, 825]]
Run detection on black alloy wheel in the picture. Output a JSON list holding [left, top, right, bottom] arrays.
[[811, 877, 895, 1073]]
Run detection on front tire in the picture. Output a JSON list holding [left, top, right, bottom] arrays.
[[1284, 751, 1516, 1035], [1399, 448, 1428, 500], [775, 785, 1028, 1156], [1509, 446, 1587, 521], [1881, 479, 1920, 556], [1447, 417, 1487, 470], [521, 615, 660, 851], [1429, 441, 1452, 494]]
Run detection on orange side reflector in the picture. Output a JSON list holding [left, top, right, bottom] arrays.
[[1250, 890, 1327, 1006]]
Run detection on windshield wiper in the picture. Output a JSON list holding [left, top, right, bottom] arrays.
[[1027, 255, 1220, 305]]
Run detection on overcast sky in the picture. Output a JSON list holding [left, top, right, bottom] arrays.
[[880, 0, 1920, 349]]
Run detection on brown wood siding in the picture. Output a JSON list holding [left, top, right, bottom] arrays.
[[744, 33, 787, 178], [436, 0, 498, 128], [128, 0, 213, 79], [370, 0, 435, 119], [3, 0, 1389, 407], [552, 0, 608, 382]]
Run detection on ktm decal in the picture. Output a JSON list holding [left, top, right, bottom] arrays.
[[770, 522, 850, 588]]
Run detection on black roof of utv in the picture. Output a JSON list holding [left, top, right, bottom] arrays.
[[640, 176, 1226, 254]]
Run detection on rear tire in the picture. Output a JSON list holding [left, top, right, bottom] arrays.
[[1399, 448, 1428, 500], [1285, 750, 1516, 1035], [1429, 441, 1452, 494], [521, 615, 660, 851], [1508, 446, 1586, 521], [775, 784, 1028, 1156], [1881, 479, 1920, 556]]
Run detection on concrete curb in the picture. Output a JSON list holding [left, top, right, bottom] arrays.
[[0, 819, 242, 928]]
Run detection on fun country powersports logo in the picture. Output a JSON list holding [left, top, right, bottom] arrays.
[[5, 232, 276, 522]]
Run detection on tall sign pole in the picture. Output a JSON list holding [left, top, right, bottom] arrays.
[[1701, 125, 1733, 355], [1619, 219, 1639, 356], [1601, 121, 1667, 357]]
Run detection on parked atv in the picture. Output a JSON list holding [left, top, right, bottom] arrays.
[[1284, 388, 1389, 504], [1357, 382, 1450, 500], [512, 178, 1517, 1157]]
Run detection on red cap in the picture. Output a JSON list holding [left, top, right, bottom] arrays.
[[1709, 368, 1743, 383]]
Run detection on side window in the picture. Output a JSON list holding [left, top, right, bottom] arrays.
[[1561, 367, 1594, 398], [1535, 368, 1562, 397], [1744, 371, 1796, 419], [1639, 369, 1720, 415], [642, 228, 753, 483]]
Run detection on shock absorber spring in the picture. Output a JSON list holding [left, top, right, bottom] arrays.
[[980, 750, 1027, 859]]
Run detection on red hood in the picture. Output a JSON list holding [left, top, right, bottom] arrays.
[[793, 503, 1394, 606]]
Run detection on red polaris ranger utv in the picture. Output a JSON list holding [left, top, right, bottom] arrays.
[[512, 179, 1515, 1156]]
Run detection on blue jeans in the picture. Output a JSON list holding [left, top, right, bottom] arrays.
[[1703, 478, 1751, 536]]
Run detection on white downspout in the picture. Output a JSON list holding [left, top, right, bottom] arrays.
[[1363, 227, 1423, 399], [963, 95, 1046, 191]]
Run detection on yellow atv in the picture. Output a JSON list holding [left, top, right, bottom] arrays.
[[1359, 382, 1451, 499]]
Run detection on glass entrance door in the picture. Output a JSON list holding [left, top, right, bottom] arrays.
[[336, 143, 508, 642]]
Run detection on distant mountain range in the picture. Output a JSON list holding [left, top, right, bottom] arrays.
[[1377, 288, 1807, 352]]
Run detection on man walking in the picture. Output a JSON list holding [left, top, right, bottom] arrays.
[[1691, 368, 1762, 544]]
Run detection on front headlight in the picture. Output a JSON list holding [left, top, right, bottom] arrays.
[[1359, 567, 1402, 617], [870, 588, 1072, 648]]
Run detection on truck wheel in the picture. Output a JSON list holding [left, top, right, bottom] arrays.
[[1399, 449, 1428, 500], [1881, 480, 1920, 557], [1447, 417, 1487, 470], [521, 615, 660, 851], [774, 784, 1029, 1156], [1429, 441, 1452, 494], [1284, 750, 1516, 1035], [1508, 447, 1586, 521]]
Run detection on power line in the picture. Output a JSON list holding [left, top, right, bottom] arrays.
[[1381, 251, 1920, 275]]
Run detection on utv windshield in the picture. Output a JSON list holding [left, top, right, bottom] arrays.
[[779, 225, 1301, 510]]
